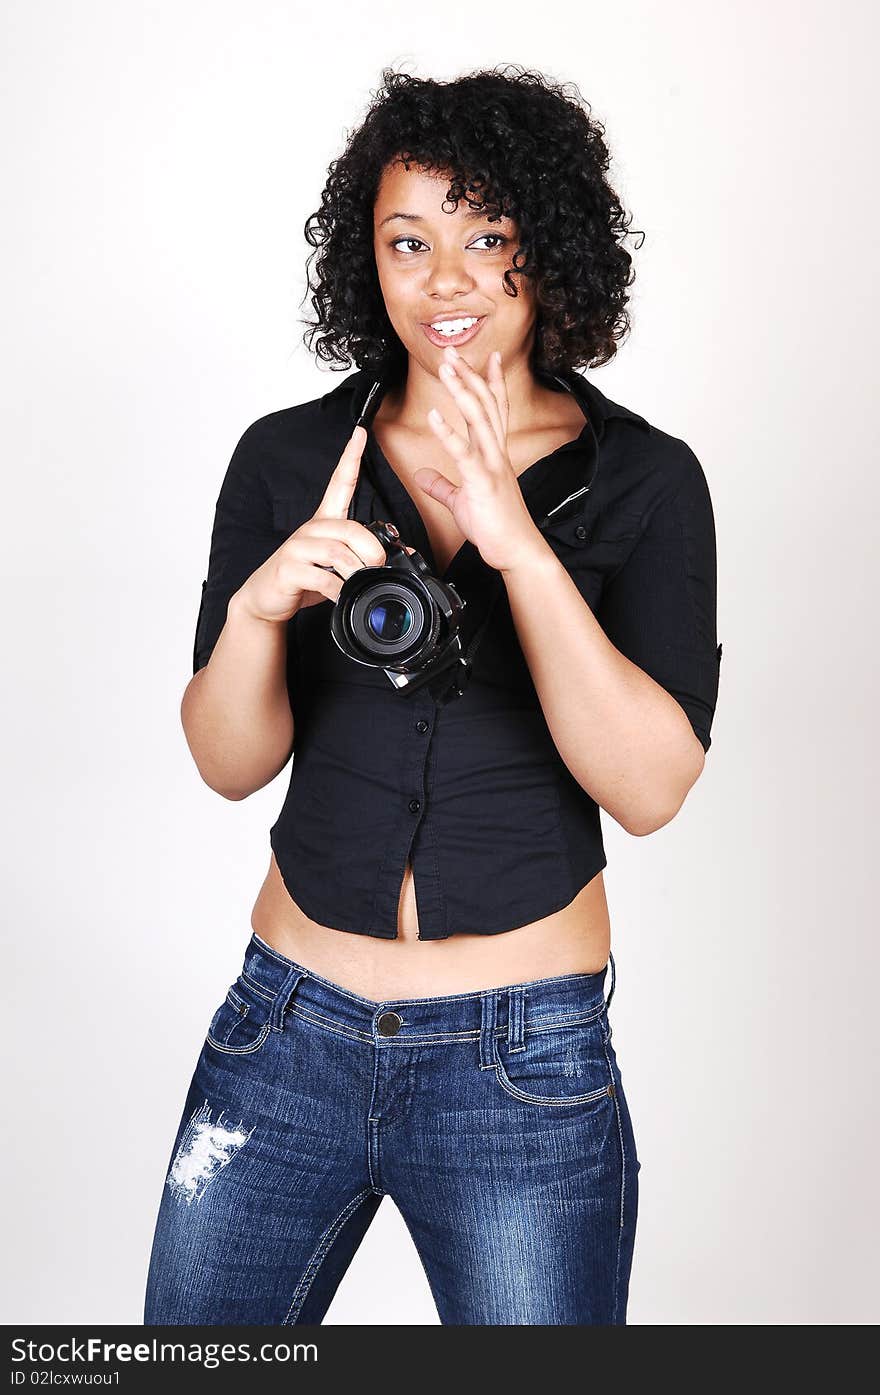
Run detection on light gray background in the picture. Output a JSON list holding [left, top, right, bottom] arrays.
[[3, 0, 876, 1325]]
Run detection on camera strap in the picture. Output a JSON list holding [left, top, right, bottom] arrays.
[[426, 568, 507, 707]]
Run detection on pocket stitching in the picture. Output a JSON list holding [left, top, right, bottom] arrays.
[[204, 979, 274, 1056], [492, 1061, 614, 1108], [542, 508, 643, 552], [205, 1017, 272, 1056], [492, 1014, 615, 1108]]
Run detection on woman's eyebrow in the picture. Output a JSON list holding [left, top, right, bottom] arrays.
[[378, 209, 510, 228]]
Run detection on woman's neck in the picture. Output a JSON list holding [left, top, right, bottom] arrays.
[[379, 354, 571, 438]]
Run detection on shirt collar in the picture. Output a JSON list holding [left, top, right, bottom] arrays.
[[322, 362, 649, 532], [342, 362, 649, 437]]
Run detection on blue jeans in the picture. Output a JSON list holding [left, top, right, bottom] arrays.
[[144, 931, 640, 1325]]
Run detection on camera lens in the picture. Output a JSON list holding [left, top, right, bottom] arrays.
[[340, 575, 436, 663], [366, 597, 413, 642]]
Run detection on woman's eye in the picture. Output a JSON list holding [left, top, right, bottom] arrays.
[[470, 234, 508, 250], [390, 238, 426, 254]]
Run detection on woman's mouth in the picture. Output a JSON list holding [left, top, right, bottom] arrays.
[[420, 315, 487, 348]]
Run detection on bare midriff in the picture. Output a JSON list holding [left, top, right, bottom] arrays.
[[251, 854, 610, 1000], [250, 384, 612, 1000]]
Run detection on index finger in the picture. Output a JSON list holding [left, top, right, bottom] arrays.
[[314, 424, 368, 519]]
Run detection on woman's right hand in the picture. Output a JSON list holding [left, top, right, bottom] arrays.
[[233, 424, 393, 624]]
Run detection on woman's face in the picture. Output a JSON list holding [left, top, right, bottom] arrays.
[[372, 160, 536, 380]]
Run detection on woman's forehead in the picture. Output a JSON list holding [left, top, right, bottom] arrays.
[[374, 161, 514, 224]]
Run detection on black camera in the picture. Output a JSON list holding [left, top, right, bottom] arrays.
[[329, 519, 474, 705]]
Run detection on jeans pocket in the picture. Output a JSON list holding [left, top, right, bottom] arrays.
[[205, 974, 277, 1056], [492, 1007, 615, 1108]]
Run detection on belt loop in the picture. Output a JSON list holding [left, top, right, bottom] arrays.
[[605, 952, 616, 1012], [479, 990, 501, 1070], [507, 986, 526, 1053], [271, 968, 307, 1032]]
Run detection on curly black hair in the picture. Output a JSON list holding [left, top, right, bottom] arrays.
[[300, 64, 644, 382]]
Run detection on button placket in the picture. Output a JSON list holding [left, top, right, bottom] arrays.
[[407, 692, 434, 818], [368, 688, 436, 932]]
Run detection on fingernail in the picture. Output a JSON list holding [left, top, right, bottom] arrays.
[[444, 344, 459, 358]]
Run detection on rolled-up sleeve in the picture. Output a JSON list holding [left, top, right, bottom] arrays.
[[192, 422, 282, 674], [597, 442, 722, 753]]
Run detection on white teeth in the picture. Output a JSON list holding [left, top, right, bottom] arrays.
[[430, 317, 479, 335]]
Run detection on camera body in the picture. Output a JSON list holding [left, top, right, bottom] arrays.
[[329, 519, 471, 704]]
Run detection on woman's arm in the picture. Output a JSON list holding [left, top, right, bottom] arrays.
[[184, 418, 297, 801], [182, 592, 294, 801], [182, 416, 376, 800], [504, 440, 721, 834], [503, 543, 706, 835]]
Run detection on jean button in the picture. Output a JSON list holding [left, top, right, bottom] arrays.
[[377, 1010, 403, 1037]]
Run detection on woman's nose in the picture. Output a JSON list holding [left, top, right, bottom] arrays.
[[424, 255, 474, 298]]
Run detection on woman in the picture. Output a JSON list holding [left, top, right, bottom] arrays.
[[144, 65, 721, 1326]]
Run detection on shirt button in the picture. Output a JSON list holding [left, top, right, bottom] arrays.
[[415, 719, 429, 733], [377, 1010, 403, 1036], [408, 798, 421, 813], [575, 523, 587, 541]]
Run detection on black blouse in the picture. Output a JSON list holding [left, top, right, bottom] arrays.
[[192, 364, 722, 940]]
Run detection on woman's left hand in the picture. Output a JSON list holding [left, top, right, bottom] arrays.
[[414, 345, 547, 573]]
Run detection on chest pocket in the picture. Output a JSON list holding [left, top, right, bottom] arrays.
[[540, 506, 644, 608]]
